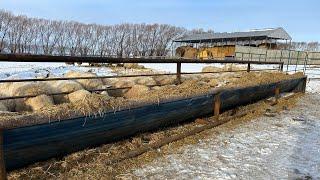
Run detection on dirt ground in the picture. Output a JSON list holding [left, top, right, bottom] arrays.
[[132, 93, 320, 179]]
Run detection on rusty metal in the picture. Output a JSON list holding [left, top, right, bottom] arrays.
[[0, 54, 284, 65]]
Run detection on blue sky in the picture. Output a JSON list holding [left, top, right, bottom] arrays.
[[1, 0, 319, 41]]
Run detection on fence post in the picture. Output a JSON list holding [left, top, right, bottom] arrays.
[[247, 63, 251, 72], [214, 93, 221, 121], [280, 63, 284, 72], [176, 63, 181, 84], [0, 129, 6, 180]]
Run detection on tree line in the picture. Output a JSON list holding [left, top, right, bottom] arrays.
[[0, 10, 188, 57], [1, 9, 319, 57]]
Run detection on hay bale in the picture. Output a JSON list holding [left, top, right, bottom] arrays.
[[135, 77, 157, 86], [9, 82, 51, 96], [0, 83, 15, 111], [0, 102, 8, 112], [102, 78, 119, 86], [123, 63, 139, 69], [25, 95, 54, 111], [64, 71, 104, 90], [68, 89, 91, 103], [183, 47, 198, 59], [5, 82, 52, 112], [207, 79, 218, 87], [51, 80, 84, 104], [153, 76, 176, 86], [124, 85, 149, 99], [108, 80, 135, 97], [202, 66, 222, 73]]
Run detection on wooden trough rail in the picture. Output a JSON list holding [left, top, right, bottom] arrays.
[[0, 76, 306, 175]]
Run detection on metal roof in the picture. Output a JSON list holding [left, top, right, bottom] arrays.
[[174, 27, 292, 43]]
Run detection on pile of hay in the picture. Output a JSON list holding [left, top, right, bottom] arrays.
[[123, 63, 145, 69], [50, 80, 84, 104], [202, 66, 222, 73], [67, 89, 92, 103], [135, 77, 157, 86], [64, 71, 104, 90], [0, 72, 305, 129], [176, 46, 198, 59], [0, 102, 8, 112], [109, 80, 135, 97], [124, 85, 150, 98], [5, 82, 52, 112], [153, 76, 176, 86], [25, 95, 54, 111]]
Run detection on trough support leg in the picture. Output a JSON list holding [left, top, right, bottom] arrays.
[[0, 129, 6, 180], [247, 63, 251, 72], [214, 94, 221, 121], [302, 77, 307, 93], [275, 87, 280, 104], [176, 62, 181, 84]]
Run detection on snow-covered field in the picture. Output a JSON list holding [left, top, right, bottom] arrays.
[[0, 62, 114, 80], [132, 93, 320, 179]]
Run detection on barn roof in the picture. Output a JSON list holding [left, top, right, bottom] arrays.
[[174, 27, 292, 43]]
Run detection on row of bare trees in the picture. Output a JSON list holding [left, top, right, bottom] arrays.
[[0, 10, 187, 57], [278, 41, 320, 52]]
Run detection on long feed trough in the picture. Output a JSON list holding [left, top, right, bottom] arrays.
[[3, 77, 306, 170]]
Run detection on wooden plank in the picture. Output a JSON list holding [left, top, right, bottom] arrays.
[[214, 93, 221, 120], [176, 63, 182, 84]]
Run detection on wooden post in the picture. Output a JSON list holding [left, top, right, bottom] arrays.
[[275, 87, 280, 104], [280, 63, 284, 72], [176, 62, 181, 84], [0, 129, 6, 180], [247, 63, 251, 72], [214, 93, 221, 121]]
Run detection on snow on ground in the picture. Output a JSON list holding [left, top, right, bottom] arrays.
[[132, 93, 320, 179], [0, 62, 114, 80], [0, 61, 319, 179]]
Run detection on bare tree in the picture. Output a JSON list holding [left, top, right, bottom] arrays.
[[0, 10, 187, 57]]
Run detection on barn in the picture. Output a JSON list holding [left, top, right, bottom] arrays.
[[174, 27, 292, 59]]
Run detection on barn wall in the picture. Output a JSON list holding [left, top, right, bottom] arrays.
[[235, 45, 320, 65]]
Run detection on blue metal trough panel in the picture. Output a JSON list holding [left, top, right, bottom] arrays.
[[3, 77, 306, 170]]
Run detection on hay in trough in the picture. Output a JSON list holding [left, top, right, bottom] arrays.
[[5, 82, 52, 112], [51, 80, 84, 104], [8, 82, 51, 96], [153, 76, 176, 86], [68, 89, 91, 103], [0, 102, 8, 112], [0, 72, 305, 129], [102, 78, 119, 86], [135, 77, 157, 86], [108, 80, 135, 97], [64, 71, 104, 90], [25, 95, 54, 111], [124, 85, 150, 99]]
